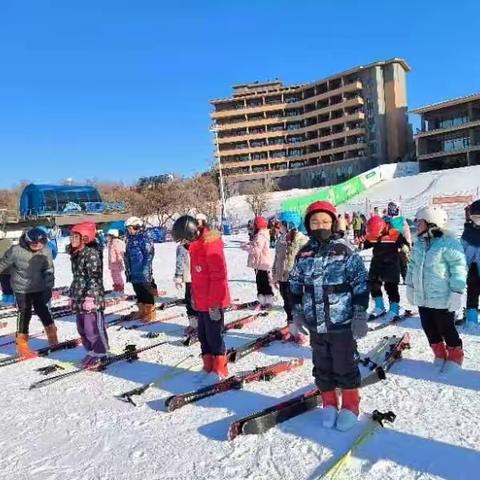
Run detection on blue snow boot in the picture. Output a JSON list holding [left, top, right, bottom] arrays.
[[369, 297, 386, 319], [466, 308, 478, 326], [2, 294, 15, 305], [386, 302, 400, 321]]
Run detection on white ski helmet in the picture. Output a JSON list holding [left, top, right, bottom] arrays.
[[195, 213, 207, 222], [107, 228, 119, 237], [125, 216, 143, 227], [415, 206, 448, 230]]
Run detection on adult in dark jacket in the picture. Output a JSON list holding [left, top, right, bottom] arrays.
[[461, 199, 480, 325], [68, 222, 107, 369], [124, 217, 156, 322], [0, 227, 57, 358], [289, 201, 369, 432], [172, 215, 231, 379], [363, 216, 410, 321]]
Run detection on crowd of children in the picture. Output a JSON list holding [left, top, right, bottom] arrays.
[[1, 194, 479, 432]]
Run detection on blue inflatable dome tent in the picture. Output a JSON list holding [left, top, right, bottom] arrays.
[[19, 184, 103, 218]]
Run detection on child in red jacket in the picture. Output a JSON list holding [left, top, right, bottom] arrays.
[[172, 215, 231, 378]]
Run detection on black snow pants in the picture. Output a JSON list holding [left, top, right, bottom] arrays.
[[132, 282, 155, 305], [255, 270, 273, 296], [310, 329, 361, 391], [16, 291, 54, 335], [197, 310, 225, 356], [184, 282, 197, 318], [466, 263, 480, 310], [419, 307, 462, 348], [370, 281, 400, 304], [278, 281, 293, 323]]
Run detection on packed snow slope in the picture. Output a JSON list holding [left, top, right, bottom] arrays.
[[227, 164, 480, 224], [1, 227, 480, 479]]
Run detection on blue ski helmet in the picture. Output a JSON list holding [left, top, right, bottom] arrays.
[[279, 211, 302, 230]]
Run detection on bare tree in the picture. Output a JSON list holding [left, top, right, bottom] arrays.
[[245, 183, 269, 217]]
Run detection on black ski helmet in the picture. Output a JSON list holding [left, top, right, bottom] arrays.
[[469, 199, 480, 216], [172, 215, 198, 242], [24, 227, 48, 245]]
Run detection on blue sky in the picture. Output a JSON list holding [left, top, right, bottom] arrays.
[[1, 0, 479, 187]]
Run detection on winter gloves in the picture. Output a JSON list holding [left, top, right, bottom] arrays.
[[351, 305, 368, 339], [292, 306, 309, 336], [447, 291, 463, 313], [209, 307, 222, 322], [174, 276, 183, 290]]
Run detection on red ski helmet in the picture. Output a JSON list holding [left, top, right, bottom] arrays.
[[254, 216, 268, 230], [71, 222, 96, 244], [304, 201, 337, 233], [367, 216, 387, 237]]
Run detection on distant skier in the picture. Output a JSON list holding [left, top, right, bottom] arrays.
[[272, 211, 308, 343], [174, 238, 197, 334], [384, 201, 412, 283], [0, 227, 57, 358], [106, 229, 126, 297], [407, 206, 466, 370], [68, 222, 107, 369], [289, 201, 369, 431], [195, 213, 208, 233], [124, 217, 156, 322], [246, 216, 274, 307], [172, 215, 231, 379], [461, 199, 480, 325], [363, 216, 410, 321]]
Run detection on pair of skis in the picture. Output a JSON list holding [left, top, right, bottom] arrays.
[[29, 338, 169, 390], [182, 309, 268, 346], [115, 324, 291, 405], [165, 358, 304, 411], [227, 333, 410, 440]]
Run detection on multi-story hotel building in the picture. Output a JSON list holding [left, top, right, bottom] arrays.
[[210, 58, 412, 194], [412, 93, 480, 172]]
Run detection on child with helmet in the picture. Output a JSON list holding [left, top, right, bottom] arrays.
[[289, 201, 369, 431], [461, 199, 480, 325], [68, 222, 108, 369], [406, 206, 467, 370], [0, 227, 57, 358], [272, 211, 308, 342], [363, 215, 410, 321], [172, 215, 231, 379]]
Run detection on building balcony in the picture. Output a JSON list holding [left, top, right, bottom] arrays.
[[211, 81, 362, 121], [414, 119, 480, 138], [221, 153, 366, 179], [417, 143, 480, 160]]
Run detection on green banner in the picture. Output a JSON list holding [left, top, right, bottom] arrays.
[[280, 169, 373, 216]]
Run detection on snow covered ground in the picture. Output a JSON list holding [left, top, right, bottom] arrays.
[[1, 166, 480, 480]]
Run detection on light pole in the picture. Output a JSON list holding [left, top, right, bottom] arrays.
[[211, 122, 227, 225]]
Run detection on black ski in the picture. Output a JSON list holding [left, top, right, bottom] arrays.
[[368, 309, 416, 332], [0, 338, 81, 368], [226, 325, 289, 363], [29, 339, 168, 390], [165, 358, 304, 412]]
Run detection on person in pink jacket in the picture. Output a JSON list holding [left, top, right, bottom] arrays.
[[107, 229, 126, 296], [247, 216, 274, 307]]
